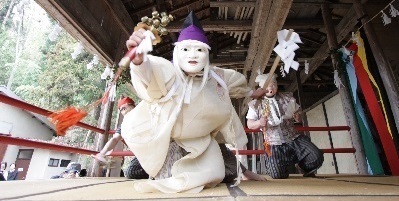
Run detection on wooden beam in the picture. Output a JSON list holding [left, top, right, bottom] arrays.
[[36, 0, 115, 64], [129, 3, 157, 19], [103, 0, 135, 63], [210, 1, 352, 9], [292, 2, 352, 9], [240, 0, 293, 116], [295, 70, 309, 135], [168, 20, 252, 32], [301, 35, 323, 45], [103, 0, 134, 37], [210, 1, 256, 8], [167, 19, 331, 32]]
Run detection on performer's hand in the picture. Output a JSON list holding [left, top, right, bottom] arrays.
[[293, 111, 302, 123], [258, 117, 267, 127], [251, 88, 267, 99], [126, 29, 145, 65], [91, 153, 107, 163]]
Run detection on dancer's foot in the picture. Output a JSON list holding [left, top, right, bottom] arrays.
[[243, 170, 266, 181], [303, 169, 317, 177]]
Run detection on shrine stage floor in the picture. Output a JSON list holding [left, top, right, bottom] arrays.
[[1, 174, 398, 201]]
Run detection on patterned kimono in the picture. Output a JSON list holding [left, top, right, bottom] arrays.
[[121, 55, 250, 193], [247, 93, 323, 179], [247, 93, 300, 145]]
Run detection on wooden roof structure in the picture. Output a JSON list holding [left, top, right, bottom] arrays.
[[35, 0, 399, 113]]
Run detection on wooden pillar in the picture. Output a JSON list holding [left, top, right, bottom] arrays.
[[295, 70, 309, 136], [90, 98, 115, 177], [353, 0, 399, 133], [108, 105, 124, 177], [321, 3, 368, 174]]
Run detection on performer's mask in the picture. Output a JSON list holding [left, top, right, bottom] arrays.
[[176, 40, 209, 74]]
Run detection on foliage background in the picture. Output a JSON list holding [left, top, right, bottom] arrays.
[[0, 0, 137, 173]]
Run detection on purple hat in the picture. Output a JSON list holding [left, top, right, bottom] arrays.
[[177, 11, 209, 45]]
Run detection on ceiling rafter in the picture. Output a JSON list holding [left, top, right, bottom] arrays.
[[286, 7, 359, 92]]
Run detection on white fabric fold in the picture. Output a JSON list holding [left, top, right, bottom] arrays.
[[210, 70, 228, 90], [184, 76, 194, 104]]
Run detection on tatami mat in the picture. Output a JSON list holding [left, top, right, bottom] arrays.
[[1, 175, 398, 201], [0, 178, 231, 200], [238, 174, 399, 196]]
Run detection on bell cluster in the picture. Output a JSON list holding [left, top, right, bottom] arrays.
[[141, 11, 174, 36]]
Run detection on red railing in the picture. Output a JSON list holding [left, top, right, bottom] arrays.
[[0, 94, 115, 134], [0, 134, 98, 155], [0, 94, 356, 157]]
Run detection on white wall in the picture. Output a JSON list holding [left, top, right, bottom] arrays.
[[0, 103, 54, 140], [0, 102, 61, 179], [26, 149, 74, 180], [306, 94, 359, 174]]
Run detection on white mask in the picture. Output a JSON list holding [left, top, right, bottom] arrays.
[[176, 41, 209, 74]]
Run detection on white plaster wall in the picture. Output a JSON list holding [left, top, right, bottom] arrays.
[[324, 95, 358, 174], [0, 103, 54, 140], [26, 149, 48, 180], [0, 102, 59, 179], [306, 94, 359, 174], [26, 149, 74, 180], [43, 151, 74, 179]]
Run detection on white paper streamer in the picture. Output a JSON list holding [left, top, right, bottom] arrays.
[[304, 60, 309, 74], [280, 65, 286, 77], [48, 24, 62, 42], [101, 65, 112, 80], [108, 84, 117, 102], [381, 11, 392, 26], [273, 29, 302, 73], [334, 70, 343, 89], [71, 43, 84, 60], [389, 4, 399, 17]]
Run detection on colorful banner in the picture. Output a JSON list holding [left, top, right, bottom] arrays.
[[345, 39, 399, 175], [339, 49, 384, 175]]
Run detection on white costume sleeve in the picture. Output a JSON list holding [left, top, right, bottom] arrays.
[[246, 106, 259, 120], [129, 55, 176, 102], [214, 67, 252, 98]]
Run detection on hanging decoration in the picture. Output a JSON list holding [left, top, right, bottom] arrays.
[[304, 60, 309, 74], [86, 54, 99, 70], [101, 65, 113, 80], [351, 32, 361, 47], [344, 0, 398, 47], [279, 65, 286, 77], [381, 11, 392, 26], [337, 48, 384, 175], [48, 24, 62, 42], [389, 3, 399, 17], [71, 43, 84, 60], [273, 29, 302, 73], [333, 70, 343, 89], [343, 40, 399, 175]]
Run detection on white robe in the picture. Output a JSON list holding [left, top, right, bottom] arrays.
[[122, 55, 251, 193]]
